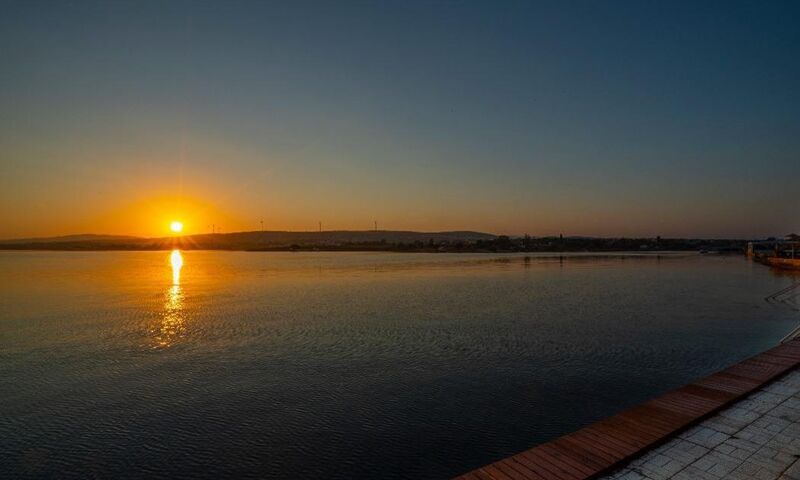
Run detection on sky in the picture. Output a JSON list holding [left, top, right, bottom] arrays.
[[1, 0, 798, 239]]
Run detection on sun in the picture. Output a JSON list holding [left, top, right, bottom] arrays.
[[170, 221, 184, 234]]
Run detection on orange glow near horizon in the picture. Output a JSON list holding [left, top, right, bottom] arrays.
[[77, 194, 246, 238]]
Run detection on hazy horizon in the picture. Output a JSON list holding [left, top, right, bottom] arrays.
[[1, 227, 790, 243], [2, 1, 798, 239]]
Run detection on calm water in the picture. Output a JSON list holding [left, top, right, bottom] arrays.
[[1, 251, 798, 479]]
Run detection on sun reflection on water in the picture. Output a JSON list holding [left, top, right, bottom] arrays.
[[153, 250, 187, 348], [171, 249, 183, 285]]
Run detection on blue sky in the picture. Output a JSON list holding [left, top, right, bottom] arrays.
[[1, 0, 798, 238]]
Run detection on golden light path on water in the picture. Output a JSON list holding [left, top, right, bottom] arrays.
[[171, 249, 183, 285], [155, 249, 186, 348]]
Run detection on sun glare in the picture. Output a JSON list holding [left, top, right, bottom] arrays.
[[170, 249, 183, 285], [170, 221, 184, 233]]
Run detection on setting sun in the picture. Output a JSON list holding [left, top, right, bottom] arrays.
[[170, 221, 184, 233]]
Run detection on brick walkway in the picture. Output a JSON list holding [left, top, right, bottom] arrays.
[[601, 369, 800, 480]]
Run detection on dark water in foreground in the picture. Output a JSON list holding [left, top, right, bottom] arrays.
[[1, 251, 798, 479]]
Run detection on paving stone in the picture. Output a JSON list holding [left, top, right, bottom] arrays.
[[766, 384, 798, 396], [737, 424, 777, 445], [658, 439, 709, 464], [771, 404, 800, 423], [748, 447, 797, 475], [720, 406, 762, 424], [637, 457, 685, 479], [614, 470, 649, 480], [683, 426, 730, 449], [670, 465, 720, 479], [781, 459, 800, 480], [703, 415, 748, 434], [754, 415, 792, 433], [729, 461, 781, 480]]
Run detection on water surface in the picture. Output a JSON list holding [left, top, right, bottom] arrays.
[[1, 251, 798, 479]]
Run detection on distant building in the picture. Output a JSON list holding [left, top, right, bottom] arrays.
[[747, 237, 800, 260]]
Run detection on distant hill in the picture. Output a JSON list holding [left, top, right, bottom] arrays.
[[0, 230, 496, 250], [0, 234, 142, 244], [178, 230, 495, 245]]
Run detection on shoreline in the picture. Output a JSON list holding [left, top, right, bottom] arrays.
[[0, 246, 726, 254]]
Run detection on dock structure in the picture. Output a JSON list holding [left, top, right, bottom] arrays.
[[454, 338, 800, 480], [748, 239, 800, 270], [599, 368, 800, 479]]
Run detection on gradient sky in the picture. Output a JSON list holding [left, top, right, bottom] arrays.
[[1, 0, 798, 238]]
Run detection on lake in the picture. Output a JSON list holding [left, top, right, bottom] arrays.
[[1, 251, 798, 479]]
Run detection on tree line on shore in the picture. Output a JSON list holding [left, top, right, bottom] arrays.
[[257, 236, 746, 253], [0, 232, 748, 253]]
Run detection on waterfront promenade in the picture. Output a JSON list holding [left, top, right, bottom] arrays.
[[601, 368, 800, 479], [455, 339, 800, 480]]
